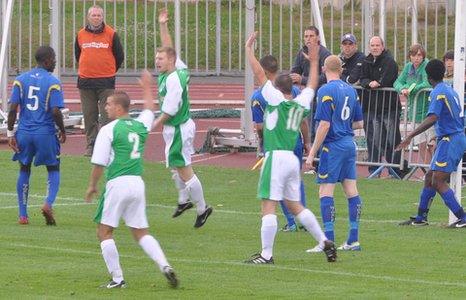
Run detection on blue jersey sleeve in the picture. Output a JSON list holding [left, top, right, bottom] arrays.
[[427, 90, 443, 118], [9, 80, 22, 104], [48, 84, 64, 109], [353, 92, 363, 122], [251, 90, 266, 123], [315, 88, 333, 122]]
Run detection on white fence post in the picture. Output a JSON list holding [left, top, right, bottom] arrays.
[[243, 0, 254, 142], [451, 0, 466, 225], [50, 0, 61, 79], [0, 0, 13, 112]]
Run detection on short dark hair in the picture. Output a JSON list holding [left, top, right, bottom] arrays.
[[35, 46, 55, 64], [259, 55, 278, 74], [304, 25, 319, 36], [443, 50, 454, 61], [110, 90, 131, 112], [157, 46, 177, 59], [425, 59, 445, 82], [274, 73, 293, 95]]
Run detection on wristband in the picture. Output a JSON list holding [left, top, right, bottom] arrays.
[[6, 130, 15, 138]]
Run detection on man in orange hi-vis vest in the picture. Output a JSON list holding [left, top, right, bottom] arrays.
[[75, 5, 124, 157]]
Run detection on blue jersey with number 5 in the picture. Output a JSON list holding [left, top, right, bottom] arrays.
[[315, 79, 363, 143], [9, 67, 64, 134]]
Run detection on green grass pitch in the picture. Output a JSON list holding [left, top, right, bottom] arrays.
[[1, 151, 466, 299]]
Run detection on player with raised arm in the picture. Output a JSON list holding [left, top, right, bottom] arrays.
[[7, 46, 66, 225], [251, 54, 311, 232], [153, 9, 212, 228], [397, 59, 466, 227], [244, 32, 336, 264], [305, 55, 364, 253], [85, 72, 178, 289]]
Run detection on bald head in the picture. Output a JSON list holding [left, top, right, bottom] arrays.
[[324, 55, 342, 74]]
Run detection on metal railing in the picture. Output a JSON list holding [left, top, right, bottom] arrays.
[[1, 0, 457, 77]]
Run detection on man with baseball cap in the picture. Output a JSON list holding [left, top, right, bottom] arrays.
[[339, 33, 364, 84]]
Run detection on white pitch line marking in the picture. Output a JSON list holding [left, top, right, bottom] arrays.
[[5, 242, 466, 288], [0, 192, 443, 224]]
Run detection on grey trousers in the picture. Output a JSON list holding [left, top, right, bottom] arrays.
[[79, 88, 114, 150]]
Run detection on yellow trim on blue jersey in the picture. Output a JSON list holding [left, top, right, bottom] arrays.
[[322, 146, 329, 152], [441, 136, 450, 142], [435, 161, 447, 167], [13, 80, 23, 99], [45, 84, 61, 111], [318, 173, 329, 179], [322, 96, 333, 102], [437, 94, 453, 117]]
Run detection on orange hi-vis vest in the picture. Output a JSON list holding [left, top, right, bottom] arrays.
[[77, 25, 116, 78]]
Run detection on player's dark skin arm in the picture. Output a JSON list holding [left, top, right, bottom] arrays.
[[7, 103, 19, 152], [52, 107, 67, 143], [396, 115, 437, 151]]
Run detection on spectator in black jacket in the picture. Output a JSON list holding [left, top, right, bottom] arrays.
[[360, 36, 409, 178], [339, 33, 364, 84], [290, 26, 331, 87]]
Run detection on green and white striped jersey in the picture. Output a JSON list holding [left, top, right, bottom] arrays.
[[261, 80, 314, 152], [91, 110, 154, 180], [157, 58, 191, 126]]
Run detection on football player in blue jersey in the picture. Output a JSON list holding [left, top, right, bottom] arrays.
[[7, 46, 66, 225], [305, 55, 364, 252], [251, 54, 310, 232], [397, 59, 466, 228]]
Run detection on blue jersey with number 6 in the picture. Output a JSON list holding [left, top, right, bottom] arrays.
[[9, 67, 64, 135], [315, 79, 363, 143]]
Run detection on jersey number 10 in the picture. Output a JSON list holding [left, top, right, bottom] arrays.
[[286, 106, 304, 131]]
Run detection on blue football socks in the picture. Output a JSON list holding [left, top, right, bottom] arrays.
[[415, 187, 436, 222], [279, 201, 296, 227], [320, 196, 335, 241], [440, 189, 465, 221], [46, 170, 60, 207], [17, 170, 31, 218], [299, 180, 307, 208], [347, 195, 362, 244]]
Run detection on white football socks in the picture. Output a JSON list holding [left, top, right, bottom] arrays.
[[100, 239, 124, 283], [297, 209, 327, 244], [171, 170, 190, 205], [139, 235, 170, 272], [185, 174, 207, 214], [260, 214, 278, 260]]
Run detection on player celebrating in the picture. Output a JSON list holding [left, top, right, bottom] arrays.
[[251, 54, 310, 232], [397, 59, 466, 227], [244, 32, 336, 264], [7, 46, 66, 225], [85, 72, 178, 289], [305, 55, 364, 253], [153, 9, 212, 227]]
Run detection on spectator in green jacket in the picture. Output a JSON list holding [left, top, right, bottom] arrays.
[[394, 44, 434, 165]]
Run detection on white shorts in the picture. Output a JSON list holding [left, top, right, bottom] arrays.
[[163, 118, 195, 168], [413, 126, 436, 146], [95, 175, 149, 229], [257, 150, 300, 201]]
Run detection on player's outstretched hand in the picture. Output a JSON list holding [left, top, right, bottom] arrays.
[[139, 69, 153, 88], [302, 40, 319, 62], [8, 137, 19, 153], [395, 138, 411, 151], [85, 186, 98, 203], [58, 131, 66, 144], [245, 31, 258, 49], [159, 8, 169, 24]]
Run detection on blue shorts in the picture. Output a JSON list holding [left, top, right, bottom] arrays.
[[431, 133, 466, 173], [12, 132, 60, 166], [317, 137, 357, 184]]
